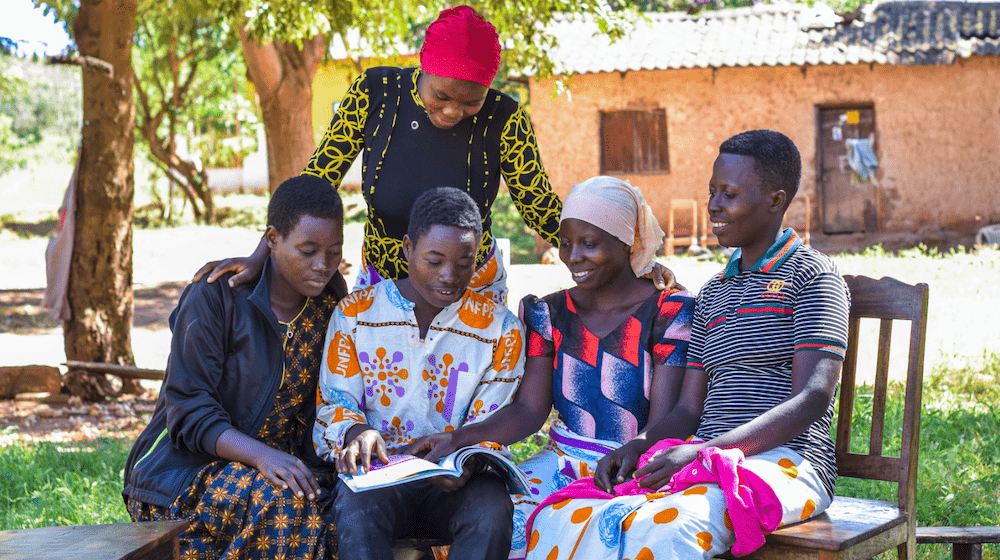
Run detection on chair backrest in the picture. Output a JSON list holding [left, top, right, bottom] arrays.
[[836, 275, 929, 517]]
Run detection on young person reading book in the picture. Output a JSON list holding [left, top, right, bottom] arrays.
[[314, 187, 525, 560], [523, 130, 851, 559], [122, 175, 346, 559], [405, 176, 696, 559]]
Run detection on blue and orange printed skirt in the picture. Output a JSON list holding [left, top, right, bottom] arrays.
[[127, 460, 338, 560]]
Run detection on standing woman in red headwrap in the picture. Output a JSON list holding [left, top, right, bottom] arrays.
[[198, 5, 561, 305]]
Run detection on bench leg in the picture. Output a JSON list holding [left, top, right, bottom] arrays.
[[141, 537, 180, 560], [952, 543, 982, 560]]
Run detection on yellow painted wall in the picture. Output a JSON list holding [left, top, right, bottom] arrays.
[[310, 55, 419, 142]]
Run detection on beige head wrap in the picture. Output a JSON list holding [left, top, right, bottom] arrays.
[[560, 176, 664, 277]]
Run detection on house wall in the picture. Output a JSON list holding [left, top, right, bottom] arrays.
[[312, 64, 357, 142], [527, 57, 1000, 235], [311, 54, 420, 142]]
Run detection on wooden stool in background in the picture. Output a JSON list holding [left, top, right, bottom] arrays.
[[664, 199, 699, 255], [782, 194, 811, 245], [699, 200, 717, 249]]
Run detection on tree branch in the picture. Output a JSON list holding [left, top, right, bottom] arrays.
[[46, 55, 114, 77], [239, 24, 282, 98]]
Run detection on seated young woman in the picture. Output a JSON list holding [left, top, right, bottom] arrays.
[[405, 176, 695, 559], [122, 176, 347, 560], [522, 130, 850, 560]]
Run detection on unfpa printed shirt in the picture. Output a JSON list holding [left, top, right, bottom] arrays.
[[315, 280, 525, 458]]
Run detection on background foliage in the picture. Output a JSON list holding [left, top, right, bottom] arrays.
[[0, 54, 80, 174]]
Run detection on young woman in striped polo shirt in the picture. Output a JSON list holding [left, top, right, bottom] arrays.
[[524, 130, 851, 560]]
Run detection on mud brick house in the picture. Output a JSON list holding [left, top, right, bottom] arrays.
[[526, 1, 1000, 241]]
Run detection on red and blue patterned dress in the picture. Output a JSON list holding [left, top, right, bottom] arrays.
[[506, 288, 694, 559]]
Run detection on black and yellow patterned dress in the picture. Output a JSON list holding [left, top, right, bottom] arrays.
[[126, 291, 341, 560], [303, 67, 562, 299]]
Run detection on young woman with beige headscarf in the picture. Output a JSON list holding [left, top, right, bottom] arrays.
[[404, 176, 696, 559]]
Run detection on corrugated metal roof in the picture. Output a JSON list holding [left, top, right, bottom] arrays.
[[540, 1, 1000, 74]]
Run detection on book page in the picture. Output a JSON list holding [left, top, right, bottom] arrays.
[[340, 454, 451, 491]]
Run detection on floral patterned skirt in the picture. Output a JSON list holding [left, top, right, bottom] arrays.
[[127, 460, 338, 560]]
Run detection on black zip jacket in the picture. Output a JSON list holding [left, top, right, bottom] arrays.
[[122, 261, 346, 508]]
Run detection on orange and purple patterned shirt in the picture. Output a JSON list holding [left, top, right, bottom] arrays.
[[314, 280, 525, 458]]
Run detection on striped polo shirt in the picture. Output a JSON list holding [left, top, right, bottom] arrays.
[[687, 228, 849, 496]]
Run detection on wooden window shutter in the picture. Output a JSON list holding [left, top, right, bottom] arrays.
[[600, 109, 669, 175]]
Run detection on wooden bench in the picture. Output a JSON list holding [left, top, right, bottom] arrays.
[[0, 520, 188, 560], [753, 275, 929, 560], [916, 526, 1000, 560]]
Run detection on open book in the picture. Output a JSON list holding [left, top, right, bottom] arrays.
[[338, 442, 531, 494]]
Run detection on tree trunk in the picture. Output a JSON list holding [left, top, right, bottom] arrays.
[[240, 32, 326, 193], [64, 0, 141, 401]]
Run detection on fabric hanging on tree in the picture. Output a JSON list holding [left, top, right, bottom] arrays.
[[42, 146, 80, 321]]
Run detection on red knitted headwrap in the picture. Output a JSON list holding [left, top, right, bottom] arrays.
[[420, 5, 501, 88]]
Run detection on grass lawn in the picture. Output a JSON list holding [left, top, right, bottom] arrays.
[[3, 372, 997, 559], [0, 437, 132, 528]]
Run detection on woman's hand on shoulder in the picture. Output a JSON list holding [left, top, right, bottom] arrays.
[[644, 262, 685, 292], [192, 257, 257, 287], [192, 235, 270, 287], [254, 447, 321, 500]]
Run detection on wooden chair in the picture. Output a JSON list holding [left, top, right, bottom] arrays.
[[664, 199, 699, 254], [753, 275, 929, 560]]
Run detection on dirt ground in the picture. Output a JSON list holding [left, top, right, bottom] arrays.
[[0, 284, 181, 445]]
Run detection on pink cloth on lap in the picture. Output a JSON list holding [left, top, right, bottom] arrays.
[[524, 439, 784, 557]]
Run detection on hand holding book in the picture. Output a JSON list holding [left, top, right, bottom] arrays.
[[404, 430, 463, 463], [338, 442, 532, 494]]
